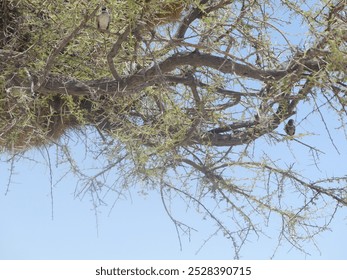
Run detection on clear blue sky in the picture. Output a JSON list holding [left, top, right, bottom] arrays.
[[0, 165, 346, 260]]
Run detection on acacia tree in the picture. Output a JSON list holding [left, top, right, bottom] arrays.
[[1, 0, 346, 258]]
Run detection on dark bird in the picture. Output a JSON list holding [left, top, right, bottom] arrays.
[[284, 119, 295, 136], [97, 7, 110, 32]]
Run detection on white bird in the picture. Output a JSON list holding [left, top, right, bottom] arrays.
[[97, 7, 110, 32]]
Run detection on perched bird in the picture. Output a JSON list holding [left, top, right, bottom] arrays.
[[284, 119, 295, 136], [97, 7, 110, 32]]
